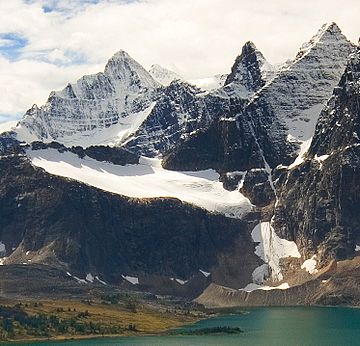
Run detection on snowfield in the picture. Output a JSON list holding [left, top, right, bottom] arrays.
[[27, 149, 252, 219]]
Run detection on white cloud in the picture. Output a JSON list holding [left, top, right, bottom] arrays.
[[0, 55, 102, 115], [0, 38, 15, 47], [0, 0, 359, 117]]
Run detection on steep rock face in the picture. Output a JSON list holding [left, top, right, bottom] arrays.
[[162, 98, 264, 172], [0, 155, 259, 289], [125, 81, 230, 157], [250, 23, 355, 146], [309, 48, 360, 156], [18, 51, 160, 145], [29, 141, 140, 166], [240, 169, 275, 207], [16, 53, 230, 158], [125, 42, 276, 157], [273, 46, 360, 263], [223, 41, 275, 97], [163, 23, 355, 173]]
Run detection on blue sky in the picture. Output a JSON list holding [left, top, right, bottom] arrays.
[[42, 0, 101, 13], [0, 33, 28, 60], [24, 0, 102, 13], [0, 0, 359, 120]]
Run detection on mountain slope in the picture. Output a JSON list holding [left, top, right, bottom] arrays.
[[15, 44, 276, 157], [273, 45, 360, 264], [1, 23, 360, 304], [163, 23, 355, 172], [223, 41, 276, 98], [0, 150, 259, 293], [149, 64, 182, 86], [17, 51, 160, 146], [124, 81, 231, 157]]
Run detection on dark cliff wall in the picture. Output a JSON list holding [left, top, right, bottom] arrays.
[[0, 155, 258, 288]]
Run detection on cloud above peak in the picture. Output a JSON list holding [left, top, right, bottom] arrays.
[[0, 0, 359, 117]]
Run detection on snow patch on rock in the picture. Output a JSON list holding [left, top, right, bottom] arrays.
[[199, 269, 211, 277], [188, 74, 227, 91], [288, 138, 312, 169], [314, 154, 330, 168], [175, 279, 188, 285], [86, 273, 94, 283], [95, 276, 107, 285], [301, 255, 318, 274], [122, 275, 139, 285], [240, 282, 290, 292]]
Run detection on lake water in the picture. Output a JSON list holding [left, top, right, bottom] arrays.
[[12, 307, 360, 346]]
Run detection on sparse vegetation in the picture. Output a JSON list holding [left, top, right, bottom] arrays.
[[0, 297, 201, 342]]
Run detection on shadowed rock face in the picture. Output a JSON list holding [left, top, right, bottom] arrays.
[[0, 154, 259, 292], [273, 47, 360, 263], [274, 150, 360, 262], [30, 141, 140, 166], [240, 169, 275, 207], [162, 99, 264, 172], [124, 81, 230, 157]]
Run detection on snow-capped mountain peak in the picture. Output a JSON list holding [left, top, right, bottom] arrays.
[[223, 41, 275, 98], [52, 49, 160, 101], [246, 22, 356, 146], [17, 50, 160, 146], [149, 64, 182, 86], [294, 22, 347, 62], [104, 49, 160, 89]]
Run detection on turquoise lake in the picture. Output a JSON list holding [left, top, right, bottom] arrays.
[[10, 307, 360, 346]]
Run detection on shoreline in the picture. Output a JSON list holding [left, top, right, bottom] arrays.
[[2, 321, 203, 344], [2, 305, 359, 344], [0, 313, 205, 345]]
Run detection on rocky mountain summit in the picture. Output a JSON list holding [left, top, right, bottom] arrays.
[[274, 44, 360, 264], [223, 41, 276, 97], [18, 51, 160, 146], [163, 22, 355, 172], [1, 23, 360, 305]]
